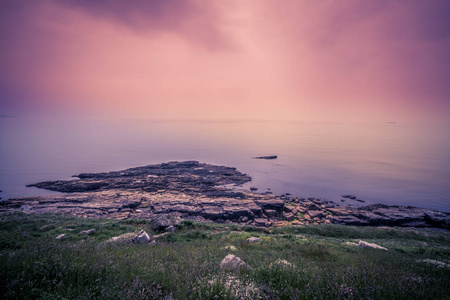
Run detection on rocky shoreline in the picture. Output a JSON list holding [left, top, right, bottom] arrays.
[[1, 161, 449, 229]]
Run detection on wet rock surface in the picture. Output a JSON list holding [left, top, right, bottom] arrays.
[[1, 161, 449, 229], [26, 161, 251, 195]]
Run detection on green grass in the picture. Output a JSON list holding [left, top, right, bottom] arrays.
[[0, 212, 449, 299]]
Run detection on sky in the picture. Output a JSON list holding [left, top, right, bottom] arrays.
[[1, 0, 449, 124]]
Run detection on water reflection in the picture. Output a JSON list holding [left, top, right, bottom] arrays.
[[0, 118, 449, 211]]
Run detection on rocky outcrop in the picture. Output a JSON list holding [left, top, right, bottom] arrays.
[[26, 161, 251, 195], [1, 161, 449, 230]]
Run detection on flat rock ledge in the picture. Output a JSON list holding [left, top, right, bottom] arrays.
[[0, 161, 448, 229]]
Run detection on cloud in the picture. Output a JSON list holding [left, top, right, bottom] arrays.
[[57, 0, 233, 50]]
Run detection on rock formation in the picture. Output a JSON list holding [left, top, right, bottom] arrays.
[[0, 161, 448, 229]]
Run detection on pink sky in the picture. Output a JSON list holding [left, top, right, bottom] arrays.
[[1, 0, 449, 123]]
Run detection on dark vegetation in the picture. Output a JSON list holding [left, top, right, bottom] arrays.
[[0, 212, 449, 299]]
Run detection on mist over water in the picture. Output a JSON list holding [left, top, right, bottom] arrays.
[[1, 117, 449, 212]]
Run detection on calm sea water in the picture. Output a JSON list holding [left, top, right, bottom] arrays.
[[1, 117, 449, 212]]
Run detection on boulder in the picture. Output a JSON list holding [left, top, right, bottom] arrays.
[[133, 230, 151, 243], [358, 240, 387, 250], [151, 216, 173, 232], [246, 237, 262, 243], [80, 229, 96, 235], [220, 254, 252, 272]]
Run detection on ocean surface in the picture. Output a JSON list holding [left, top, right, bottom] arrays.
[[1, 117, 449, 212]]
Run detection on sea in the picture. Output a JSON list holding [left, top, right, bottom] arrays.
[[1, 117, 449, 212]]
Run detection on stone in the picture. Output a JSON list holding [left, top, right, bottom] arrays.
[[151, 216, 173, 232], [358, 240, 387, 250], [80, 229, 96, 235], [239, 216, 248, 223], [55, 234, 66, 240], [149, 240, 157, 246], [283, 212, 295, 221], [342, 195, 357, 199], [246, 237, 262, 243], [165, 226, 176, 233], [219, 254, 252, 272], [307, 210, 325, 219], [253, 155, 277, 159], [253, 218, 271, 227], [133, 230, 151, 243], [264, 209, 278, 218]]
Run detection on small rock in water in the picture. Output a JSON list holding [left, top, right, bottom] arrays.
[[358, 240, 387, 250], [55, 234, 66, 240], [80, 229, 96, 235], [253, 155, 277, 159], [250, 187, 258, 191], [342, 195, 357, 199]]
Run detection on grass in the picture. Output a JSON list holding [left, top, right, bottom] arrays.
[[0, 212, 449, 299]]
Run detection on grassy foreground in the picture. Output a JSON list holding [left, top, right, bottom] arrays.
[[0, 213, 449, 299]]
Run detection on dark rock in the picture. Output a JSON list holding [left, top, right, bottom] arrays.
[[253, 155, 277, 159], [151, 216, 173, 232], [264, 209, 278, 218], [254, 199, 284, 211], [342, 195, 357, 199], [203, 206, 224, 219], [27, 161, 252, 195]]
